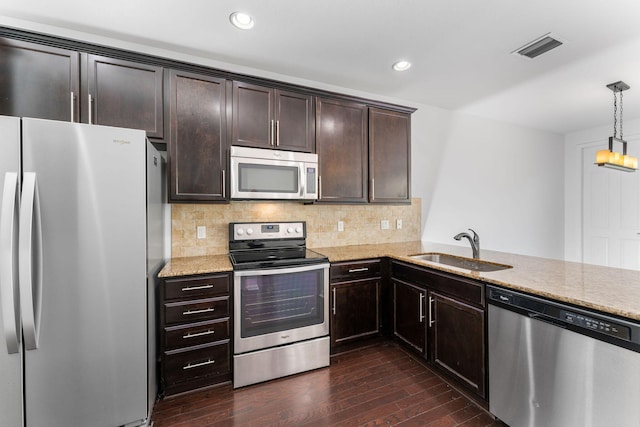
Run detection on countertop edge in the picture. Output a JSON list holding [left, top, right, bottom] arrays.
[[157, 241, 640, 321]]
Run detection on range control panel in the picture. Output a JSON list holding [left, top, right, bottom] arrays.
[[561, 311, 630, 341], [230, 221, 305, 241]]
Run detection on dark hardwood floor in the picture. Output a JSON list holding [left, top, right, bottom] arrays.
[[150, 342, 504, 427]]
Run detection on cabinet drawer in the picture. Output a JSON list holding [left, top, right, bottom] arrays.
[[330, 259, 381, 283], [164, 318, 230, 351], [392, 261, 484, 306], [164, 274, 229, 301], [164, 341, 230, 386], [164, 297, 229, 325]]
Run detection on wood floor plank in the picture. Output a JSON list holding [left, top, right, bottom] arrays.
[[150, 341, 503, 427]]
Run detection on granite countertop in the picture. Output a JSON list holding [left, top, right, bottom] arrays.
[[158, 254, 232, 278], [314, 241, 640, 321], [157, 241, 640, 321]]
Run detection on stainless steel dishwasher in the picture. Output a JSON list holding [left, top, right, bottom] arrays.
[[488, 285, 640, 427]]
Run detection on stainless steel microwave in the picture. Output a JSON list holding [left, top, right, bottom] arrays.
[[229, 146, 318, 200]]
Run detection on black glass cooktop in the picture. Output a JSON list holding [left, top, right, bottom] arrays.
[[229, 246, 328, 270]]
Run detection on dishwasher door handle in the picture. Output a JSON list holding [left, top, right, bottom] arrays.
[[528, 312, 567, 329]]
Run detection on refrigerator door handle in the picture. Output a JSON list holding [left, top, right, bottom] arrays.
[[0, 172, 21, 354], [19, 172, 44, 350]]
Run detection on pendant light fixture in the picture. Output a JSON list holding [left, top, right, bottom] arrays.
[[596, 81, 638, 172]]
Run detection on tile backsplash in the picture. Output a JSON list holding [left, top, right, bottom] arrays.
[[171, 198, 422, 257]]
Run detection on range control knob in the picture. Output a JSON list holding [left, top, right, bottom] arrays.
[[246, 228, 254, 235], [287, 227, 294, 234], [295, 227, 302, 234], [236, 228, 244, 236]]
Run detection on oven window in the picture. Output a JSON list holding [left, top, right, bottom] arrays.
[[240, 269, 324, 337], [238, 163, 299, 193]]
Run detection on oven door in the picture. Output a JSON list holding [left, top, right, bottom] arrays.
[[233, 263, 329, 354]]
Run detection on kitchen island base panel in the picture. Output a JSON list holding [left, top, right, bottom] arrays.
[[233, 336, 330, 388]]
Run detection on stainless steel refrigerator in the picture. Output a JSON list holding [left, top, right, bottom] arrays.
[[0, 116, 165, 426]]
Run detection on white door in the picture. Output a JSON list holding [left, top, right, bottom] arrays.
[[582, 143, 640, 269]]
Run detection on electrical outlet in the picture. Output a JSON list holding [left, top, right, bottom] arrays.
[[197, 226, 206, 239], [337, 220, 344, 232], [381, 220, 390, 230], [396, 219, 403, 229]]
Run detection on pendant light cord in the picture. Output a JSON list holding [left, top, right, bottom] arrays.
[[613, 89, 618, 139], [620, 89, 624, 140]]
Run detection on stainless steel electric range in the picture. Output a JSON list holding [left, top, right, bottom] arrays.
[[229, 221, 330, 388]]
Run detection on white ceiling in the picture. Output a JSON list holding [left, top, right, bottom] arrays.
[[2, 0, 640, 135]]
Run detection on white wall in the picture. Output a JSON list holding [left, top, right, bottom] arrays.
[[413, 107, 565, 259], [564, 117, 640, 262]]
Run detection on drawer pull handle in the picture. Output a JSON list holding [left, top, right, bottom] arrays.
[[183, 359, 215, 370], [183, 329, 214, 339], [181, 284, 214, 292], [348, 267, 369, 273], [183, 307, 215, 315]]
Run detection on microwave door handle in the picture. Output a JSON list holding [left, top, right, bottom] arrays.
[[299, 164, 305, 197]]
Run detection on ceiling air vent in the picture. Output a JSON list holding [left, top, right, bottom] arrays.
[[513, 33, 563, 59]]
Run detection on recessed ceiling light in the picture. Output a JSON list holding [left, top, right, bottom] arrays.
[[392, 60, 411, 71], [229, 12, 254, 30]]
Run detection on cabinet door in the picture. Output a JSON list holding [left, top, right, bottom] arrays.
[[168, 70, 227, 202], [316, 97, 368, 202], [275, 89, 314, 152], [0, 38, 79, 121], [369, 108, 411, 203], [393, 279, 426, 354], [231, 81, 273, 148], [86, 55, 163, 138], [430, 292, 486, 398], [330, 278, 380, 348]]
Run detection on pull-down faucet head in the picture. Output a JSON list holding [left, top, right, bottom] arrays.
[[454, 228, 480, 259]]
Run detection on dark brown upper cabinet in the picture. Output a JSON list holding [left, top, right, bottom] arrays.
[[231, 81, 314, 152], [315, 97, 368, 203], [167, 70, 228, 202], [85, 55, 164, 139], [0, 38, 79, 121], [369, 108, 411, 203]]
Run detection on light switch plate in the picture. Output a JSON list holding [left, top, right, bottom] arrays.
[[396, 219, 403, 229], [197, 226, 206, 239], [381, 220, 390, 230], [337, 221, 344, 232]]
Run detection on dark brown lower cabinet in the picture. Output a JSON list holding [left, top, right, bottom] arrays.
[[160, 273, 231, 396], [331, 278, 380, 348], [329, 259, 381, 352], [393, 279, 427, 353], [430, 292, 486, 399], [391, 261, 487, 401]]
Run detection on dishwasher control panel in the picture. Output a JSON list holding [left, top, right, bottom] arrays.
[[488, 285, 640, 350], [561, 311, 630, 341]]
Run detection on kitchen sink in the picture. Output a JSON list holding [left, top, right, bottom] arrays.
[[409, 252, 513, 272]]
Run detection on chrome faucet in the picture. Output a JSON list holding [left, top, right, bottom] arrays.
[[454, 229, 480, 259]]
